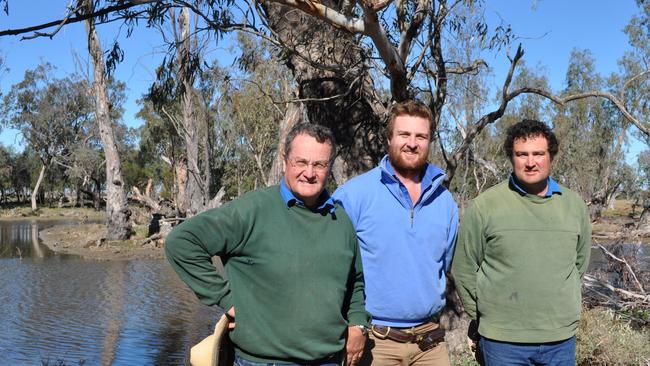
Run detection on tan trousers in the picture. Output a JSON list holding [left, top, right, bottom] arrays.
[[359, 322, 451, 366]]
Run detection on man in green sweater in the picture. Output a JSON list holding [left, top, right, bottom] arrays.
[[165, 123, 370, 366], [452, 119, 591, 365]]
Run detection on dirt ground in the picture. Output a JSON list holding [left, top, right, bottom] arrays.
[[39, 223, 165, 260], [6, 206, 166, 260]]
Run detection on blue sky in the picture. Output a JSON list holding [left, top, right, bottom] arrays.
[[0, 0, 644, 159]]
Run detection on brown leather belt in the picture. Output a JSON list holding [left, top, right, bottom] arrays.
[[371, 325, 417, 342], [371, 325, 443, 343], [371, 324, 446, 351]]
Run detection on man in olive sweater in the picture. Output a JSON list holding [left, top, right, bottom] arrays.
[[452, 119, 591, 365], [166, 123, 370, 366]]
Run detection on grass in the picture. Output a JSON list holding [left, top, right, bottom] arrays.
[[0, 205, 105, 221], [576, 306, 650, 365], [448, 306, 650, 366], [450, 351, 480, 366], [601, 199, 639, 218]]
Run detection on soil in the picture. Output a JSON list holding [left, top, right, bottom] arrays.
[[39, 223, 165, 260], [6, 206, 168, 260]]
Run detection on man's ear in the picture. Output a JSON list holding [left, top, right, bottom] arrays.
[[281, 155, 286, 173]]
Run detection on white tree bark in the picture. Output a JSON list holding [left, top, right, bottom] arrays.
[[31, 163, 46, 212], [83, 0, 131, 240]]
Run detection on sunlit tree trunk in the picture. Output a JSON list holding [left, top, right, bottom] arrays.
[[83, 0, 131, 240], [31, 163, 46, 212]]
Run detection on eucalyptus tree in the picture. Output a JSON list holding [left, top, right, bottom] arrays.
[[219, 33, 291, 193], [0, 145, 12, 204], [80, 0, 132, 239], [1, 64, 94, 211]]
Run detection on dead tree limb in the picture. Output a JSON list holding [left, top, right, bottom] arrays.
[[596, 243, 646, 294]]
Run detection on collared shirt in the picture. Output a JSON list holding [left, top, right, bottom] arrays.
[[383, 158, 441, 208], [279, 178, 336, 213], [509, 173, 562, 197]]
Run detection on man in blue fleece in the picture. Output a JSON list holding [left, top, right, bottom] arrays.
[[334, 100, 458, 366]]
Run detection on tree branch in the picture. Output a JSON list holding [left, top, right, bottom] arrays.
[[0, 0, 158, 39], [264, 0, 365, 33], [397, 0, 429, 62]]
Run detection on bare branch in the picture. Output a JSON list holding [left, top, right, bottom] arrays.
[[397, 0, 429, 62], [362, 5, 409, 100], [444, 44, 525, 185], [507, 87, 650, 138], [132, 184, 162, 212], [360, 0, 392, 11], [265, 0, 365, 33], [0, 0, 158, 39], [584, 274, 650, 303], [446, 59, 487, 75], [597, 244, 645, 294], [406, 29, 433, 82]]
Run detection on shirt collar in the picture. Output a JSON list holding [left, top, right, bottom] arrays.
[[381, 155, 444, 188], [280, 178, 336, 213], [509, 173, 562, 197]]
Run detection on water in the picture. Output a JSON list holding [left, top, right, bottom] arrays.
[[0, 219, 220, 366]]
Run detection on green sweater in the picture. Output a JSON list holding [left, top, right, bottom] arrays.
[[451, 180, 591, 343], [165, 186, 369, 363]]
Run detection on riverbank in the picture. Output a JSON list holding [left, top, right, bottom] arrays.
[[0, 206, 105, 221], [38, 222, 165, 260], [0, 205, 164, 260]]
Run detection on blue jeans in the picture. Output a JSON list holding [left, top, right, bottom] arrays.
[[234, 354, 342, 366], [480, 336, 576, 366]]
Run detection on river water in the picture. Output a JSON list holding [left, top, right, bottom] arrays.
[[0, 219, 219, 366]]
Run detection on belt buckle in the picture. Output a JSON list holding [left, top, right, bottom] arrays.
[[371, 325, 391, 340]]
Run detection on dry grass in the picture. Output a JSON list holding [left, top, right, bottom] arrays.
[[601, 199, 637, 218], [577, 306, 650, 365], [449, 306, 650, 365]]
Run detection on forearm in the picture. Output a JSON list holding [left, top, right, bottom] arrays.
[[165, 226, 234, 308], [164, 209, 242, 309], [346, 244, 370, 327]]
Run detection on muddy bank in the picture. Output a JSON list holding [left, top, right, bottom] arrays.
[[39, 223, 165, 261]]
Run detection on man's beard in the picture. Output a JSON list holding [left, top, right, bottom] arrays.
[[388, 145, 428, 176]]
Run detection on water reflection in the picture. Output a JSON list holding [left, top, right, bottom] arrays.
[[0, 219, 220, 365]]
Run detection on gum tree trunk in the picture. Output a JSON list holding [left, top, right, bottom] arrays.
[[84, 0, 131, 240]]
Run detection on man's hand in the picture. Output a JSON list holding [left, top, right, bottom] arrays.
[[226, 306, 236, 329], [467, 319, 481, 361], [345, 326, 366, 366], [467, 336, 477, 352]]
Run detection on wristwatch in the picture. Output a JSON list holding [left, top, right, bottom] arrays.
[[353, 324, 369, 336]]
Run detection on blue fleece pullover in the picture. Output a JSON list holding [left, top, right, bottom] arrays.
[[333, 156, 458, 327]]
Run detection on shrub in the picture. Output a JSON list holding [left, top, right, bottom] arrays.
[[577, 306, 650, 365]]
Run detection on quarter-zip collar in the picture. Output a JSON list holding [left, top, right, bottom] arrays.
[[378, 155, 446, 210]]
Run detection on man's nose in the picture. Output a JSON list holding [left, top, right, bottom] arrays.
[[525, 155, 535, 167], [303, 164, 316, 177], [406, 135, 417, 148]]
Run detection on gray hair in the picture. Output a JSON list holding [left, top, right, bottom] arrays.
[[283, 122, 337, 163]]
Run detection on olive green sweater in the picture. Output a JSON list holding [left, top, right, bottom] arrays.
[[452, 180, 591, 343], [165, 186, 369, 363]]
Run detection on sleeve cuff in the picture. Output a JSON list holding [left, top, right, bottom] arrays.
[[217, 292, 234, 312], [347, 310, 371, 328]]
